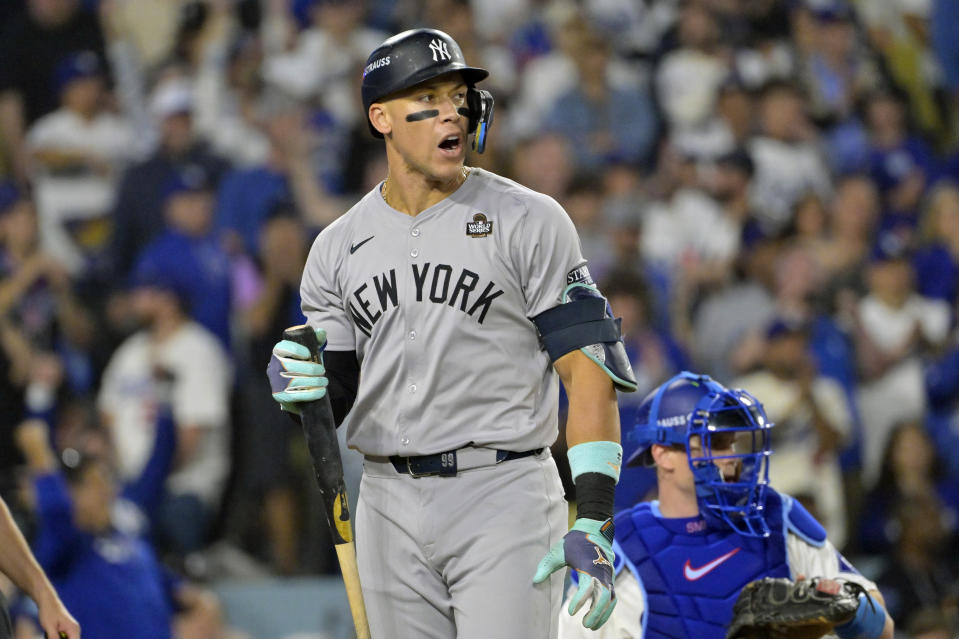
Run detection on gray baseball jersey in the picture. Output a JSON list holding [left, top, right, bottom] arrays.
[[301, 167, 591, 457]]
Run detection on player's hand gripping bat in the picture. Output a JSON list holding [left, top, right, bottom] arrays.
[[283, 325, 371, 639]]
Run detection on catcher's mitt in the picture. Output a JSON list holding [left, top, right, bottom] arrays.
[[725, 577, 868, 639]]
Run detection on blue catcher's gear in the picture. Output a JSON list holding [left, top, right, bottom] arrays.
[[627, 372, 774, 537], [615, 490, 792, 638]]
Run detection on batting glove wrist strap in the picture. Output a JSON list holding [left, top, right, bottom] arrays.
[[533, 517, 617, 630], [574, 472, 616, 521], [834, 593, 886, 639], [567, 441, 623, 483]]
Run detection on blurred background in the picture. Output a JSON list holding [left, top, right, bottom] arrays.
[[1, 0, 958, 637]]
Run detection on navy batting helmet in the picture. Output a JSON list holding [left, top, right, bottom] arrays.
[[361, 29, 493, 150]]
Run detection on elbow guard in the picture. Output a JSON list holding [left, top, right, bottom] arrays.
[[532, 283, 637, 392]]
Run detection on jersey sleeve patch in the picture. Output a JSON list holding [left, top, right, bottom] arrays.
[[782, 493, 827, 548], [566, 265, 594, 286]]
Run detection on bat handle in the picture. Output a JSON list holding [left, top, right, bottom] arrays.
[[283, 324, 323, 362]]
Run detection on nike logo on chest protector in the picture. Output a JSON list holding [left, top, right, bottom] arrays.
[[683, 548, 740, 581]]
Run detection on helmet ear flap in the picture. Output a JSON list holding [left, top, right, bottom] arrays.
[[466, 88, 494, 153]]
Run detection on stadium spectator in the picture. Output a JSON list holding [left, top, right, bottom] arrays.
[[559, 176, 612, 274], [849, 236, 951, 486], [97, 266, 232, 557], [655, 3, 729, 142], [734, 317, 853, 545], [688, 232, 780, 383], [788, 192, 830, 246], [509, 6, 634, 141], [859, 421, 959, 555], [604, 269, 689, 401], [261, 0, 384, 113], [213, 91, 340, 259], [0, 183, 95, 397], [799, 2, 881, 128], [931, 0, 959, 125], [26, 51, 142, 279], [748, 80, 833, 236], [426, 0, 517, 101], [0, 184, 85, 353], [860, 0, 948, 140], [508, 133, 575, 201], [676, 78, 756, 163], [711, 147, 757, 234], [925, 341, 959, 488], [817, 173, 881, 307], [0, 0, 108, 184], [864, 89, 938, 234], [132, 166, 232, 349], [729, 4, 794, 91], [13, 415, 243, 639], [717, 80, 756, 148], [543, 29, 658, 170], [913, 180, 959, 307], [192, 4, 271, 168], [110, 77, 230, 278], [641, 164, 741, 296], [875, 494, 959, 629], [232, 209, 311, 574], [597, 197, 648, 289]]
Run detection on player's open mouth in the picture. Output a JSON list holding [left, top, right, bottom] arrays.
[[438, 134, 462, 155]]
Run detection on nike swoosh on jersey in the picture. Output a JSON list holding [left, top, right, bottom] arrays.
[[350, 236, 375, 254], [682, 547, 740, 581]]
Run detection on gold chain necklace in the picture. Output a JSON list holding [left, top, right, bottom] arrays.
[[382, 166, 470, 209]]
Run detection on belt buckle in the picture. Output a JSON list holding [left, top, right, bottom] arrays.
[[406, 450, 458, 478], [407, 456, 431, 478]]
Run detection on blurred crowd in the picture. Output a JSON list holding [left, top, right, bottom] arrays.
[[1, 0, 959, 636]]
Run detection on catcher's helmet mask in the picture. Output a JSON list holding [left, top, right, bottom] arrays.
[[628, 371, 774, 537], [361, 29, 495, 153]]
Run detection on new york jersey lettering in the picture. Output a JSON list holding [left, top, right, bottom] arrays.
[[351, 263, 503, 337]]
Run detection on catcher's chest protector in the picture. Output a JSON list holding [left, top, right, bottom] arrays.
[[615, 493, 791, 638]]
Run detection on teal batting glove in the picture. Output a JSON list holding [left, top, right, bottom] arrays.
[[266, 328, 329, 415], [533, 517, 616, 630]]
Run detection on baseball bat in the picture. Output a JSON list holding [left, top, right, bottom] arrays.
[[283, 325, 371, 639]]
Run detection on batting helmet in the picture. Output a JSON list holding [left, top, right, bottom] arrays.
[[361, 29, 494, 151], [628, 371, 774, 537]]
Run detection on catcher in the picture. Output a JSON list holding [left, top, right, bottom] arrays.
[[558, 372, 893, 639]]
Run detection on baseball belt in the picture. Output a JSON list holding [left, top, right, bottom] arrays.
[[372, 446, 545, 478]]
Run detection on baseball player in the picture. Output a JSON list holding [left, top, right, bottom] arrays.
[[266, 28, 637, 639], [558, 372, 895, 639]]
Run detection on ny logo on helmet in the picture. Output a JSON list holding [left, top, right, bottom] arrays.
[[428, 39, 451, 62]]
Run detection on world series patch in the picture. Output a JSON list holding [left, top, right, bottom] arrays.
[[466, 213, 493, 238]]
